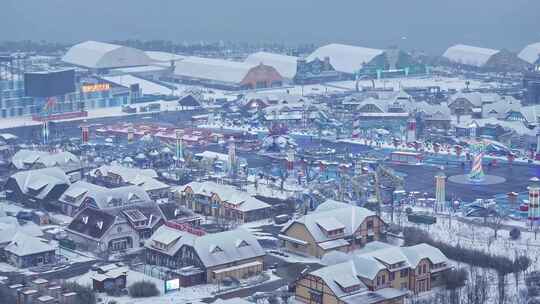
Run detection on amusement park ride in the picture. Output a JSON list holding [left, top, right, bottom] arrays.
[[468, 141, 486, 183]]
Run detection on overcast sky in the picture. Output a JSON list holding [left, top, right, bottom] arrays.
[[1, 0, 539, 54]]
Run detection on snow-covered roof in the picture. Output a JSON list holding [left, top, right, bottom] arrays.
[[316, 199, 350, 212], [244, 51, 298, 79], [307, 43, 384, 74], [173, 56, 258, 84], [147, 227, 264, 268], [11, 150, 80, 170], [151, 225, 184, 245], [145, 51, 186, 63], [9, 167, 70, 200], [282, 204, 377, 243], [482, 96, 521, 118], [180, 181, 270, 212], [454, 117, 536, 136], [103, 74, 172, 95], [193, 229, 265, 268], [4, 232, 56, 257], [518, 42, 540, 64], [448, 91, 501, 107], [443, 44, 499, 67], [313, 241, 449, 298], [62, 41, 151, 69], [401, 243, 448, 268], [519, 105, 540, 124], [195, 151, 229, 163], [59, 181, 151, 209], [91, 165, 158, 183], [311, 259, 369, 298]]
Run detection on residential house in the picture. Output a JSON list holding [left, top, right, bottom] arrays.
[[89, 165, 169, 199], [294, 241, 451, 303], [145, 226, 265, 284], [11, 150, 81, 176], [279, 200, 385, 258], [448, 92, 501, 116], [157, 202, 203, 227], [177, 181, 271, 223], [57, 181, 152, 216], [5, 167, 70, 207], [0, 232, 56, 268], [66, 204, 162, 255]]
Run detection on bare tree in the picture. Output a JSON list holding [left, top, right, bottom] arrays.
[[486, 210, 508, 240]]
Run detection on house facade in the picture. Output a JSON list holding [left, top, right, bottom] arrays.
[[57, 181, 152, 216], [145, 226, 265, 284], [1, 233, 56, 268], [294, 242, 451, 304], [279, 201, 385, 258], [5, 167, 70, 208], [177, 181, 271, 223], [66, 205, 161, 255]]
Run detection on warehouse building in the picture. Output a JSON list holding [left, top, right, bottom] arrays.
[[62, 41, 152, 71], [519, 42, 540, 65], [307, 43, 427, 79], [245, 51, 342, 84], [244, 52, 298, 81], [172, 56, 283, 91], [443, 44, 529, 71]]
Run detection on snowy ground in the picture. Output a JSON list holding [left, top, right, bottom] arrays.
[[69, 267, 280, 304], [245, 175, 302, 201], [0, 99, 180, 130]]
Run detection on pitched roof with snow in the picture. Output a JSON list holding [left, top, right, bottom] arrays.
[[4, 232, 56, 257], [11, 150, 80, 170], [145, 51, 186, 63], [147, 227, 264, 268], [59, 181, 151, 209], [244, 51, 298, 79], [443, 44, 499, 67], [307, 43, 384, 74], [518, 42, 540, 64], [62, 40, 151, 69], [173, 56, 258, 84], [313, 242, 449, 298], [92, 165, 157, 182], [192, 228, 265, 268], [448, 91, 501, 107], [180, 181, 270, 212], [67, 207, 117, 240], [9, 167, 70, 199], [282, 204, 378, 243], [311, 260, 370, 298]]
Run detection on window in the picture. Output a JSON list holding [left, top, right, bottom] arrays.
[[400, 282, 408, 289], [400, 269, 409, 278], [211, 246, 223, 254], [309, 291, 323, 304], [366, 220, 374, 229], [422, 264, 427, 274], [389, 272, 395, 281]]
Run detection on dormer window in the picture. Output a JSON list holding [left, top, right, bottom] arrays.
[[210, 246, 223, 254], [96, 221, 104, 230], [82, 216, 89, 224], [236, 240, 249, 248]]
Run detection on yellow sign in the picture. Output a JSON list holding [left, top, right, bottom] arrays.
[[82, 83, 111, 93]]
